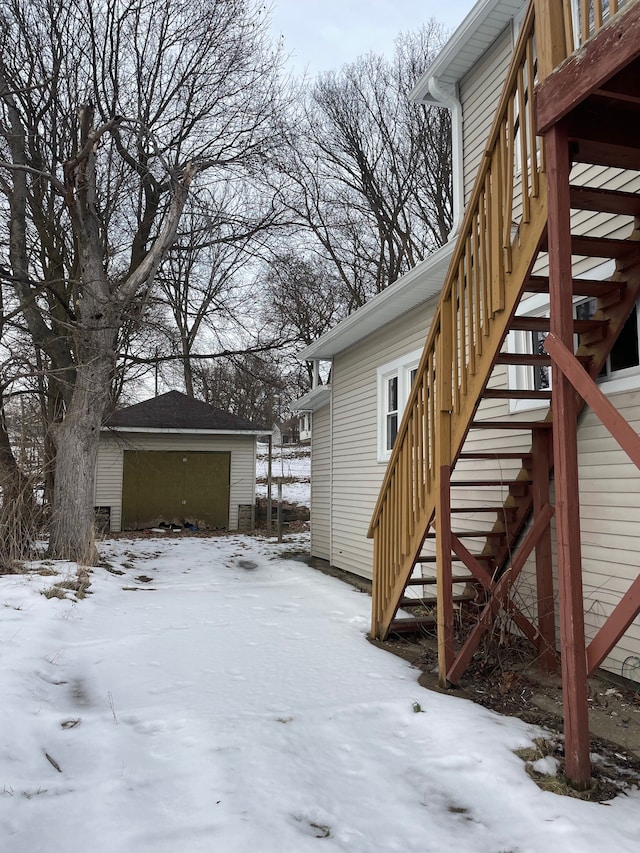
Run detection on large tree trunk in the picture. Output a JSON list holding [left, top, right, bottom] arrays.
[[47, 346, 115, 564]]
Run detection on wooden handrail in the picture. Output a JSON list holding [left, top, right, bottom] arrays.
[[368, 0, 550, 638], [566, 1, 629, 50]]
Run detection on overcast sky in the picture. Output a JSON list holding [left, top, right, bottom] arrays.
[[269, 0, 473, 77]]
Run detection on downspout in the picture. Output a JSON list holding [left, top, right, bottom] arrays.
[[426, 76, 464, 241]]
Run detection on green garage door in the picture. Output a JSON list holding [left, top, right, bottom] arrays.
[[122, 450, 230, 530]]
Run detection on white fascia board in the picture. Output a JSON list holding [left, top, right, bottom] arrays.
[[294, 385, 331, 413], [298, 240, 455, 362], [101, 427, 272, 437], [411, 0, 525, 103]]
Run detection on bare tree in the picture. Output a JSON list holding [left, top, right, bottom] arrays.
[[261, 251, 347, 385], [0, 0, 285, 562], [195, 353, 288, 426], [275, 23, 452, 309], [154, 183, 284, 397]]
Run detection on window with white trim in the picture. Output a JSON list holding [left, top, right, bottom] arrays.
[[508, 294, 640, 411], [377, 349, 422, 461]]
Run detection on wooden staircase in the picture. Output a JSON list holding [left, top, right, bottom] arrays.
[[368, 0, 640, 714]]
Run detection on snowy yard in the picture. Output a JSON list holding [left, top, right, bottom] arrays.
[[0, 532, 639, 852], [255, 443, 311, 508]]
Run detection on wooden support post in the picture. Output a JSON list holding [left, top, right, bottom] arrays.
[[532, 429, 556, 673], [534, 0, 568, 81], [546, 120, 591, 789], [436, 309, 454, 685], [277, 478, 283, 543], [436, 464, 454, 684], [267, 435, 273, 537]]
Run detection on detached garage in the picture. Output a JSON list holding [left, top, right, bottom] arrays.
[[94, 391, 269, 532]]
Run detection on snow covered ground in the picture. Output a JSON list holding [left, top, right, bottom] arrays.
[[256, 443, 310, 508], [0, 533, 638, 852]]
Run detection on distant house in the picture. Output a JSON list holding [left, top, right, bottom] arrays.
[[95, 390, 269, 532], [298, 412, 311, 444]]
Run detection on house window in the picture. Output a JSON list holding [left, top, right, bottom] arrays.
[[508, 296, 640, 410], [385, 375, 399, 451], [377, 349, 422, 461], [576, 297, 640, 379]]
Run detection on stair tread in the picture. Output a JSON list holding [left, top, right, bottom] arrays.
[[458, 452, 533, 459], [510, 316, 607, 333], [568, 116, 640, 172], [495, 352, 591, 366], [470, 420, 551, 430], [570, 184, 640, 217], [399, 592, 474, 608], [389, 616, 436, 633], [449, 506, 518, 514], [482, 389, 552, 400], [406, 575, 474, 585], [540, 233, 637, 258], [525, 274, 626, 297], [415, 554, 494, 563], [451, 479, 533, 486], [426, 529, 507, 538]]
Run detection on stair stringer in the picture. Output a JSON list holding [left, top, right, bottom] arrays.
[[372, 186, 549, 640], [440, 228, 640, 682], [469, 241, 640, 580]]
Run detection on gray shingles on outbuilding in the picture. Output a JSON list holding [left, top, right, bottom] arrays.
[[104, 390, 267, 433]]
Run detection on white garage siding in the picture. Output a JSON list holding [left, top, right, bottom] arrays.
[[95, 431, 257, 532]]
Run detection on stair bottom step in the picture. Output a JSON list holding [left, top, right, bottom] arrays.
[[399, 592, 474, 608], [406, 575, 474, 585], [389, 616, 436, 634]]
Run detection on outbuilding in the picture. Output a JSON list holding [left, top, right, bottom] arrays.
[[94, 390, 269, 532]]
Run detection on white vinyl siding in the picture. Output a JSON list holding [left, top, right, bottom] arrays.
[[459, 25, 513, 202], [329, 299, 438, 579], [95, 431, 257, 532], [310, 405, 331, 560], [577, 393, 640, 676], [95, 435, 125, 531]]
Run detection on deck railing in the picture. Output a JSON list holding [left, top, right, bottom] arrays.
[[368, 1, 550, 639], [567, 1, 629, 50]]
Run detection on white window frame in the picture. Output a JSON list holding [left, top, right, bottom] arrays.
[[377, 349, 422, 462], [507, 279, 640, 412]]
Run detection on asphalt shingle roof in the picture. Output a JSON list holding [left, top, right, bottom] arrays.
[[104, 391, 267, 432]]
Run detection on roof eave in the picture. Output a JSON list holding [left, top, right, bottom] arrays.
[[294, 385, 331, 413], [411, 0, 524, 104], [101, 426, 272, 436]]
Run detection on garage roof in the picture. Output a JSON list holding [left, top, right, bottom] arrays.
[[103, 391, 269, 434]]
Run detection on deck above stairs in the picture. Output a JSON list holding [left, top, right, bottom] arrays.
[[368, 0, 640, 787]]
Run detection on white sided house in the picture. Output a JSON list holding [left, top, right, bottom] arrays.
[[95, 391, 268, 532], [297, 0, 538, 582], [298, 0, 640, 725]]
